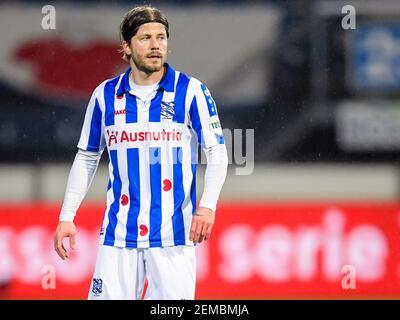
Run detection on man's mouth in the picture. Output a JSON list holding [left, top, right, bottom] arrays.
[[148, 54, 161, 59]]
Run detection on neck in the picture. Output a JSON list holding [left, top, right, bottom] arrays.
[[130, 63, 165, 86]]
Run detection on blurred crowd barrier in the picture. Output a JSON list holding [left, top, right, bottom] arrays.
[[0, 164, 398, 202]]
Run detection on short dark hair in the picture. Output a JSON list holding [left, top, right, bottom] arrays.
[[119, 6, 169, 61]]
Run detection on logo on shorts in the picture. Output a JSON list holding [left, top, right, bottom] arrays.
[[92, 278, 103, 296]]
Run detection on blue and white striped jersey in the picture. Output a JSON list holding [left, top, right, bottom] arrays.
[[77, 63, 225, 248]]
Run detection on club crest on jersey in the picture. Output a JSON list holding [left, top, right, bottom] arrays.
[[160, 101, 175, 119], [91, 278, 103, 296]]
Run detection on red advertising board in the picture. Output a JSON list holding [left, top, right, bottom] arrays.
[[0, 202, 399, 299]]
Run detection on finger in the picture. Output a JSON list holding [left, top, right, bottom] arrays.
[[53, 236, 59, 253], [197, 222, 209, 243], [62, 242, 69, 258], [200, 223, 212, 242], [54, 236, 63, 258], [205, 223, 213, 241], [56, 237, 68, 259], [197, 232, 205, 244], [189, 219, 198, 242], [69, 234, 76, 250], [194, 221, 204, 244], [55, 243, 65, 260], [54, 243, 62, 260]]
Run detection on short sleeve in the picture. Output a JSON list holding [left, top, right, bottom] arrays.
[[189, 81, 225, 149], [77, 88, 106, 152]]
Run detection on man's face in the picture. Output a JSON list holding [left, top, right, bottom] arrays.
[[124, 22, 168, 73]]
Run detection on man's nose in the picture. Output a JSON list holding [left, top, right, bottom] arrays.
[[150, 37, 160, 49]]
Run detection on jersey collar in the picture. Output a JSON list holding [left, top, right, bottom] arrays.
[[116, 63, 175, 97]]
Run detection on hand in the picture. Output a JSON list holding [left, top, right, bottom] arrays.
[[54, 221, 77, 260], [189, 207, 215, 244]]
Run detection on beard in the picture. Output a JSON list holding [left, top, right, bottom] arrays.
[[131, 53, 165, 74]]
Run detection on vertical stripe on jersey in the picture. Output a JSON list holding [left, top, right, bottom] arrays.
[[104, 77, 120, 126], [189, 96, 205, 146], [190, 165, 197, 215], [190, 137, 198, 214], [149, 147, 162, 246], [116, 68, 131, 96], [87, 98, 102, 152], [100, 158, 113, 245], [113, 149, 129, 246], [104, 150, 121, 246], [173, 73, 190, 124], [125, 148, 140, 247], [160, 146, 174, 246], [172, 147, 185, 245], [149, 90, 164, 122], [137, 148, 151, 246], [125, 93, 138, 123]]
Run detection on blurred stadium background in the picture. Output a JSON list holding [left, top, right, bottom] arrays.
[[1, 0, 400, 299]]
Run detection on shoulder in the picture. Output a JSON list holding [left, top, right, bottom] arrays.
[[94, 74, 122, 96], [90, 70, 125, 98], [171, 65, 202, 88], [187, 76, 213, 99], [188, 76, 202, 87], [175, 71, 208, 96], [85, 74, 122, 112]]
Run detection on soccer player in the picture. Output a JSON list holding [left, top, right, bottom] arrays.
[[53, 6, 228, 300]]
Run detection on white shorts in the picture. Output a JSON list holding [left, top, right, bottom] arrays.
[[88, 244, 196, 300]]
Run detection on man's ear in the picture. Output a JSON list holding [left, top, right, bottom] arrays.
[[122, 41, 132, 55]]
